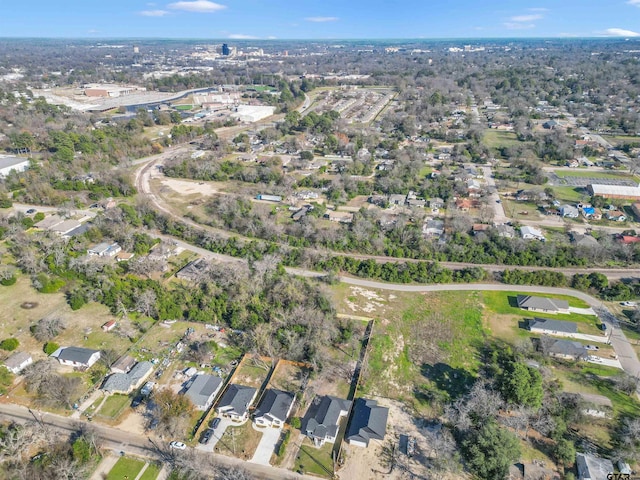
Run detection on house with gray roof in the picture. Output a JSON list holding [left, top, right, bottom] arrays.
[[3, 352, 32, 374], [216, 384, 258, 421], [102, 361, 153, 394], [110, 355, 136, 374], [50, 347, 100, 368], [253, 389, 295, 427], [184, 374, 223, 411], [576, 452, 614, 480], [547, 340, 587, 361], [303, 395, 352, 447], [528, 318, 578, 337], [517, 295, 570, 314], [345, 398, 389, 447]]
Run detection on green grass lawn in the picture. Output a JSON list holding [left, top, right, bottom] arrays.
[[296, 440, 334, 478], [551, 186, 589, 203], [106, 457, 146, 480], [362, 291, 486, 407], [483, 130, 524, 149], [138, 463, 160, 480], [98, 394, 130, 419], [501, 199, 541, 220]]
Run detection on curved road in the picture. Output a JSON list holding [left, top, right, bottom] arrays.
[[133, 154, 640, 280]]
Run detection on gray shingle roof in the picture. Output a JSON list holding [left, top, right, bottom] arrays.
[[217, 384, 257, 416], [346, 398, 389, 446], [304, 395, 352, 441], [548, 340, 587, 359], [517, 295, 569, 312], [102, 361, 153, 393], [576, 453, 614, 480], [56, 347, 100, 365], [185, 374, 223, 408], [4, 351, 32, 370], [254, 389, 294, 423], [529, 318, 578, 334]]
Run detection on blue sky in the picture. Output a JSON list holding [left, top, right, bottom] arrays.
[[1, 0, 640, 39]]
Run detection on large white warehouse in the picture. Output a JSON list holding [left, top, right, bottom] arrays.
[[231, 105, 276, 123]]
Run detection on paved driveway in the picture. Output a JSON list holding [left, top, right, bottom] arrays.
[[198, 417, 235, 452], [586, 356, 623, 369], [250, 425, 282, 465]]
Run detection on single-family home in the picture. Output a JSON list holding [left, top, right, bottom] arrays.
[[456, 198, 473, 211], [466, 179, 481, 196], [87, 242, 122, 257], [345, 398, 389, 447], [528, 318, 578, 337], [110, 355, 136, 374], [495, 224, 516, 238], [388, 194, 407, 206], [303, 395, 352, 447], [184, 374, 224, 411], [605, 210, 626, 222], [632, 202, 640, 219], [520, 226, 545, 241], [571, 233, 599, 249], [423, 219, 444, 237], [517, 295, 570, 314], [576, 453, 614, 480], [102, 361, 153, 394], [3, 351, 33, 374], [546, 340, 587, 361], [216, 384, 258, 421], [428, 198, 445, 209], [253, 389, 295, 428], [472, 224, 490, 235], [560, 205, 580, 218], [618, 235, 640, 245], [50, 347, 101, 368], [326, 211, 354, 223], [565, 159, 579, 168]]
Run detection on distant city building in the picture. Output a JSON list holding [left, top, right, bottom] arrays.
[[222, 43, 231, 56]]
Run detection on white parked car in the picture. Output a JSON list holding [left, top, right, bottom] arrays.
[[169, 441, 186, 450], [620, 301, 637, 307], [585, 345, 599, 351]]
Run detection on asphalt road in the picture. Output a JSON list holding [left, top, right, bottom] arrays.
[[0, 403, 314, 480], [482, 165, 509, 224]]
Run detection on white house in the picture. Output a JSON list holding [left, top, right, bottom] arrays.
[[3, 351, 33, 374], [50, 347, 100, 368], [216, 384, 258, 422], [520, 226, 545, 241], [87, 242, 122, 257], [253, 389, 295, 428], [560, 205, 579, 218]]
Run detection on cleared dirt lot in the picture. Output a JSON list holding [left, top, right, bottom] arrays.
[[160, 178, 218, 196]]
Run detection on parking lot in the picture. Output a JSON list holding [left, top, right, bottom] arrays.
[[549, 173, 636, 187]]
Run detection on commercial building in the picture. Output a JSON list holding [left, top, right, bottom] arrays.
[[231, 105, 276, 123], [587, 184, 640, 200]]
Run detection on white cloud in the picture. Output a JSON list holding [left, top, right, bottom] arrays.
[[599, 27, 640, 37], [509, 14, 543, 22], [168, 1, 226, 13], [504, 22, 536, 30], [266, 36, 278, 39], [228, 34, 258, 39], [305, 16, 339, 22], [140, 9, 169, 16], [627, 0, 640, 6]]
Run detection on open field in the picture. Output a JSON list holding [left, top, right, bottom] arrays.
[[268, 361, 310, 399], [214, 422, 263, 460], [483, 130, 531, 151], [601, 134, 640, 147], [106, 456, 146, 480], [357, 290, 485, 409], [551, 186, 589, 203]]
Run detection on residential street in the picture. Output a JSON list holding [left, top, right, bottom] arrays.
[[0, 403, 316, 480]]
